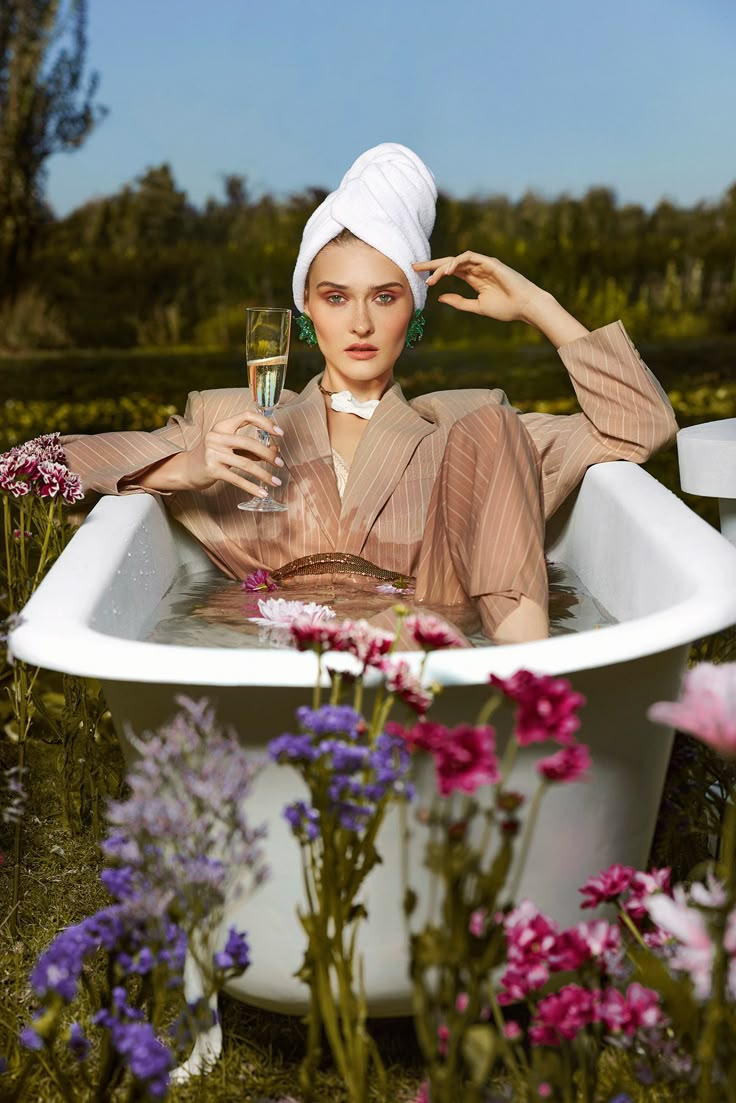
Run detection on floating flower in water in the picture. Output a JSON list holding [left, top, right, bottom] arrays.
[[242, 568, 278, 593], [250, 597, 336, 629], [648, 662, 736, 759], [376, 579, 415, 596]]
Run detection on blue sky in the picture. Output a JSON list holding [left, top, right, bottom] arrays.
[[46, 0, 736, 216]]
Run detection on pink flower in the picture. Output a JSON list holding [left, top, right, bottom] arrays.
[[623, 867, 672, 920], [290, 617, 343, 653], [528, 984, 598, 1045], [455, 992, 469, 1013], [499, 901, 559, 1001], [536, 742, 591, 783], [648, 662, 736, 758], [469, 907, 487, 937], [433, 724, 500, 797], [547, 928, 592, 972], [503, 1020, 522, 1041], [537, 1085, 552, 1099], [489, 670, 586, 746], [413, 1083, 430, 1103], [598, 983, 663, 1036], [331, 618, 395, 668], [645, 887, 714, 999], [242, 569, 278, 592], [437, 1023, 450, 1057], [391, 720, 448, 753], [379, 658, 434, 715], [405, 613, 464, 651], [579, 863, 635, 909], [0, 437, 84, 505]]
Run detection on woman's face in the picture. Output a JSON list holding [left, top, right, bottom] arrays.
[[304, 238, 414, 397]]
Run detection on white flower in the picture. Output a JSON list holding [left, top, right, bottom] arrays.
[[249, 598, 336, 629]]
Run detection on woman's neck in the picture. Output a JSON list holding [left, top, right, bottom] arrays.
[[321, 367, 393, 402]]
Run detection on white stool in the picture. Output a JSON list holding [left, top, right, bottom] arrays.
[[677, 417, 736, 547]]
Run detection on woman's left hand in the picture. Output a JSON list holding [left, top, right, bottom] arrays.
[[413, 252, 546, 324]]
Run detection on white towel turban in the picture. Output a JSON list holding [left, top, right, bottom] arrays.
[[292, 142, 437, 313]]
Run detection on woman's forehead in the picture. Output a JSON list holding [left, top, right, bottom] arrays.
[[310, 239, 408, 289]]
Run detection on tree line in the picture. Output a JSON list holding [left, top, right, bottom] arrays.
[[7, 167, 733, 350], [2, 4, 735, 351]]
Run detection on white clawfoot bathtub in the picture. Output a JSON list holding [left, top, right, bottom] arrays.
[[10, 461, 736, 1017]]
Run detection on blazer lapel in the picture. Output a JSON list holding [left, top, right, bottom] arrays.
[[276, 377, 342, 548], [337, 383, 437, 554]]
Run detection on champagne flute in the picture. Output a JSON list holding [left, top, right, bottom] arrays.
[[238, 307, 291, 512]]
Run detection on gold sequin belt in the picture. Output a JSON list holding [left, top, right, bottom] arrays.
[[271, 552, 415, 587]]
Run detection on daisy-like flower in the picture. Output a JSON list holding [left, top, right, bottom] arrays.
[[379, 657, 434, 715], [249, 597, 336, 629], [405, 613, 465, 651], [648, 662, 736, 759], [242, 568, 278, 593]]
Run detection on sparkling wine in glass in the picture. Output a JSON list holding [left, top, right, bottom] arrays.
[[238, 307, 291, 512]]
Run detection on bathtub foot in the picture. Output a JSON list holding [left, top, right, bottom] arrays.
[[170, 994, 223, 1083]]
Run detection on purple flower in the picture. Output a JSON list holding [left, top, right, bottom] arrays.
[[269, 732, 319, 763], [68, 1022, 91, 1061], [317, 739, 369, 774], [297, 704, 363, 738], [19, 1026, 43, 1051], [214, 927, 251, 971], [284, 801, 320, 841], [337, 801, 374, 831], [100, 865, 135, 900], [108, 1020, 172, 1098], [30, 922, 93, 1001]]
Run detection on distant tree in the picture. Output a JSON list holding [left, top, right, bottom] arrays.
[[0, 0, 106, 297]]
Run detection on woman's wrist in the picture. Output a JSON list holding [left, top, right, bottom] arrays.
[[519, 289, 589, 349]]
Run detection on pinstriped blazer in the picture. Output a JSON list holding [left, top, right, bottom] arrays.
[[61, 320, 678, 582]]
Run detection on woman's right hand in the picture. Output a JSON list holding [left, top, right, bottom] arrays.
[[140, 410, 285, 496]]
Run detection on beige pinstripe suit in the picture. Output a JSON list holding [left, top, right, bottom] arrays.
[[62, 320, 677, 635]]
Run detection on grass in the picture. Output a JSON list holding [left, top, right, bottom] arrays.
[[2, 336, 736, 1099]]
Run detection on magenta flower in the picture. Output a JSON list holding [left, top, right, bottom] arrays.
[[242, 569, 278, 592], [536, 742, 591, 783], [0, 434, 83, 505], [489, 670, 585, 746], [648, 662, 736, 759], [290, 618, 343, 653], [528, 984, 598, 1045], [332, 618, 395, 668], [389, 719, 448, 752], [433, 724, 500, 797], [623, 867, 672, 920], [469, 907, 487, 938], [598, 983, 663, 1036], [579, 863, 635, 909], [379, 658, 434, 715], [405, 613, 464, 651]]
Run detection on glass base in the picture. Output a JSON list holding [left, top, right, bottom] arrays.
[[238, 496, 287, 512]]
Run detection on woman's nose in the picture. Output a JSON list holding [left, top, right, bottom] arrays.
[[351, 304, 374, 337]]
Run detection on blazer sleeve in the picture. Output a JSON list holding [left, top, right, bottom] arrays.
[[519, 320, 678, 519], [61, 390, 206, 497]]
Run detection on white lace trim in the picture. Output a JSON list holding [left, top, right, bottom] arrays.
[[332, 449, 350, 499]]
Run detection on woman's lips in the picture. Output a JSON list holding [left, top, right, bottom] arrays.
[[345, 345, 378, 360]]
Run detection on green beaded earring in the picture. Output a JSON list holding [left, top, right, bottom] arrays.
[[405, 309, 426, 349], [297, 313, 318, 346]]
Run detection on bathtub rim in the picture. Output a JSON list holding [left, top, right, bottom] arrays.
[[9, 461, 736, 686]]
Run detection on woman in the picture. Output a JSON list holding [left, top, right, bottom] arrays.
[[62, 144, 678, 645]]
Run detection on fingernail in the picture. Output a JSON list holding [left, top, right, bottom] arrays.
[[274, 457, 285, 467], [272, 426, 284, 436], [257, 487, 269, 497], [271, 476, 282, 486]]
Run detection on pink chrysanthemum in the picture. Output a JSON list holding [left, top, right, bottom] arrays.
[[648, 662, 736, 759], [405, 613, 464, 651], [242, 569, 278, 593], [579, 863, 635, 909], [489, 669, 586, 746], [379, 658, 434, 715], [536, 742, 591, 783]]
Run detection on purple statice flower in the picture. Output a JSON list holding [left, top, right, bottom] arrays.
[[214, 927, 251, 971], [296, 704, 363, 738], [269, 732, 319, 763], [107, 1020, 172, 1099], [102, 696, 268, 926], [100, 865, 135, 901], [284, 801, 320, 841], [317, 739, 369, 774], [2, 765, 27, 825], [68, 1022, 91, 1061], [337, 802, 374, 831], [19, 1026, 44, 1051], [30, 922, 93, 1002]]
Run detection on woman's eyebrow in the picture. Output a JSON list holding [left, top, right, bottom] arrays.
[[315, 281, 404, 291]]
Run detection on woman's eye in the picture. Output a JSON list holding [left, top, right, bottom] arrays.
[[376, 293, 395, 304], [326, 293, 346, 304]]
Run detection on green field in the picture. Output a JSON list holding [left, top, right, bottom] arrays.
[[3, 336, 735, 530]]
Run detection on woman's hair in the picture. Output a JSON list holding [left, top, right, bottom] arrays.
[[303, 228, 361, 302]]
